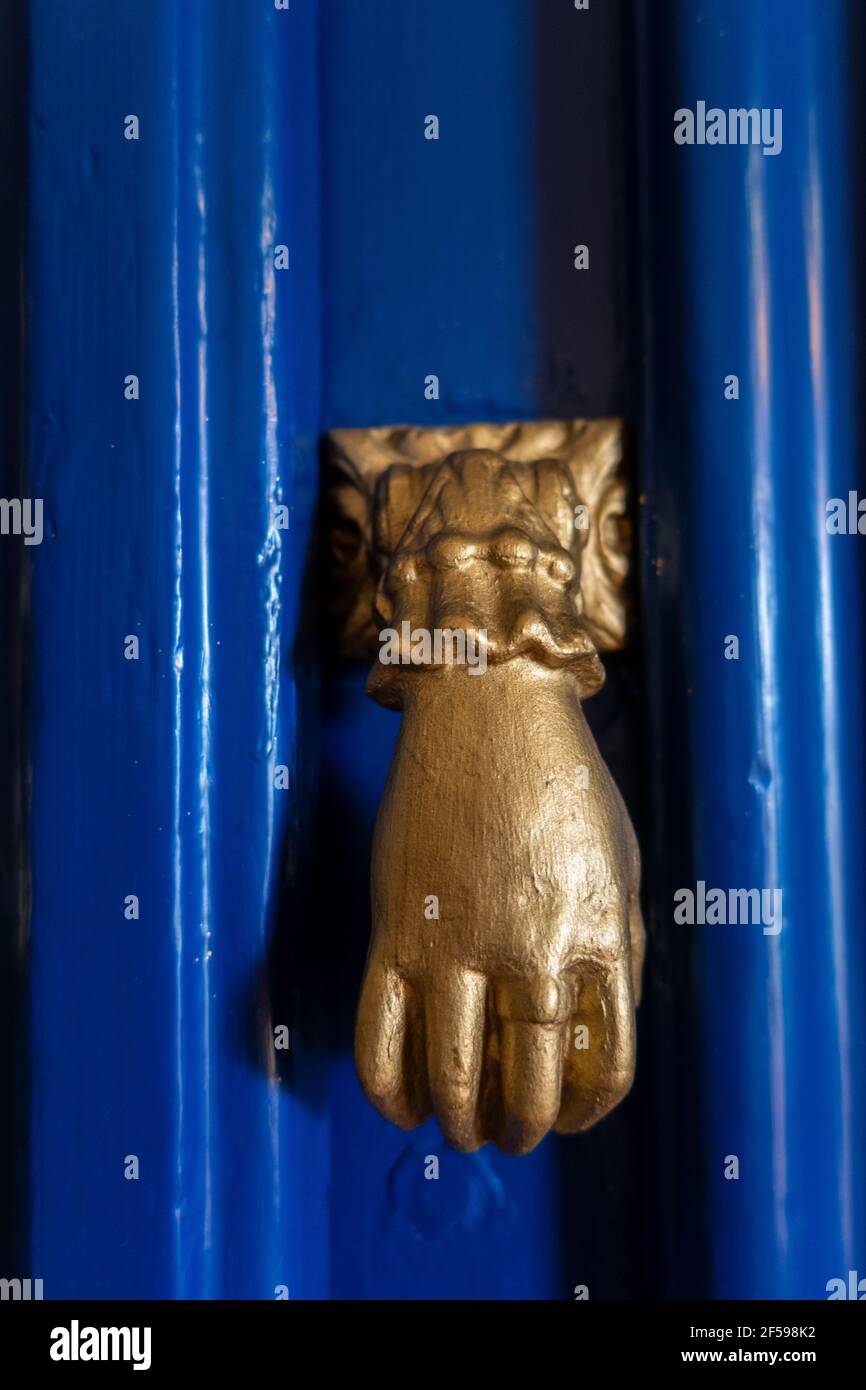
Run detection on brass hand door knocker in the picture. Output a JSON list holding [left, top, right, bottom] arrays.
[[328, 420, 644, 1155]]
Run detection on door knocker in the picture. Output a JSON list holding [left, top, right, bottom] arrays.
[[328, 420, 644, 1155]]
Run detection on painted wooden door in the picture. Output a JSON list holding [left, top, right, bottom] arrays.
[[2, 0, 864, 1302]]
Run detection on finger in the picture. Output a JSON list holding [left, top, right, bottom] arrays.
[[493, 974, 572, 1153], [494, 973, 574, 1026], [556, 961, 635, 1134], [499, 1019, 567, 1155], [424, 969, 487, 1152], [355, 961, 429, 1129]]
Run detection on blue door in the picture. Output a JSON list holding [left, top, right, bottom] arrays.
[[2, 0, 864, 1303]]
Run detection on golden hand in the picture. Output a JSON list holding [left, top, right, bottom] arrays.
[[346, 441, 645, 1155]]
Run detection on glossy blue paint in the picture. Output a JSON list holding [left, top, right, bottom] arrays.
[[19, 0, 692, 1303], [0, 0, 29, 1283], [18, 0, 863, 1304], [27, 0, 326, 1297], [636, 0, 866, 1297], [318, 0, 678, 1300]]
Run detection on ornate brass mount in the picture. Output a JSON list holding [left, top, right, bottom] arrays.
[[327, 420, 644, 1156]]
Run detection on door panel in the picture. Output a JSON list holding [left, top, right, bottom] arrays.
[[317, 0, 690, 1301], [25, 0, 326, 1299], [637, 0, 866, 1298], [4, 0, 864, 1303]]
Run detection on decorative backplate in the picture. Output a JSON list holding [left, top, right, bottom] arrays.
[[326, 419, 631, 661]]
